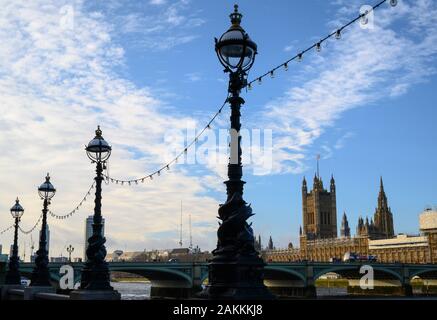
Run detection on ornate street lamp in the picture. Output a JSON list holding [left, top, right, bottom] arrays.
[[5, 198, 24, 285], [30, 173, 56, 286], [73, 125, 119, 299], [201, 5, 272, 299], [66, 245, 74, 263]]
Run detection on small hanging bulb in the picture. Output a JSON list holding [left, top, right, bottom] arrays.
[[150, 175, 153, 180], [128, 181, 131, 186], [284, 62, 288, 71], [335, 29, 341, 40], [258, 77, 262, 85], [207, 124, 211, 129], [297, 53, 303, 62], [390, 0, 397, 7], [184, 148, 188, 154], [270, 70, 275, 78], [248, 83, 252, 90], [175, 157, 179, 163], [360, 11, 369, 25], [141, 178, 145, 183], [121, 181, 124, 186], [166, 165, 170, 171], [135, 180, 138, 185], [316, 42, 321, 52]]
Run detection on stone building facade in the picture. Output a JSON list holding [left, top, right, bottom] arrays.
[[302, 175, 337, 239], [263, 176, 437, 264]]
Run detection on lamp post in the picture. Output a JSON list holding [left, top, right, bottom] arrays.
[[5, 198, 24, 285], [201, 5, 273, 299], [67, 245, 74, 263], [72, 126, 120, 299], [30, 173, 56, 286]]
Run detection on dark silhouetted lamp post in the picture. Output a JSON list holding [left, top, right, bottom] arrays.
[[5, 198, 24, 285], [201, 5, 273, 299], [30, 173, 56, 287], [72, 126, 120, 299]]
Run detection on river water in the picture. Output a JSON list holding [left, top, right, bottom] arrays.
[[110, 282, 348, 300], [111, 282, 152, 300]]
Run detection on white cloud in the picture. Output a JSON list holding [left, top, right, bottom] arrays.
[[185, 72, 202, 82], [150, 0, 167, 5], [0, 0, 220, 258], [256, 0, 437, 175], [102, 0, 205, 51]]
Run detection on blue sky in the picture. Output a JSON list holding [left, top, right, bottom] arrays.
[[0, 0, 436, 258]]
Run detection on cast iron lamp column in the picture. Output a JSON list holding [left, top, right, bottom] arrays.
[[201, 5, 273, 299], [79, 126, 116, 293], [31, 173, 56, 286], [5, 198, 25, 285]]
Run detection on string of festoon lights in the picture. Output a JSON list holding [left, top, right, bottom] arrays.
[[48, 181, 96, 220], [102, 0, 398, 186], [0, 0, 399, 234], [102, 95, 230, 185], [0, 225, 14, 235], [12, 181, 96, 235], [18, 214, 43, 235], [246, 0, 398, 90]]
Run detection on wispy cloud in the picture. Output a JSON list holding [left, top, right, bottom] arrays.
[[0, 0, 218, 257], [150, 0, 167, 5], [89, 0, 206, 51], [256, 0, 437, 175], [185, 72, 202, 82]]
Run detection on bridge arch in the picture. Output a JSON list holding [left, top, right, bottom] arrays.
[[409, 268, 437, 280], [264, 265, 306, 282], [314, 264, 403, 282], [108, 265, 193, 288]]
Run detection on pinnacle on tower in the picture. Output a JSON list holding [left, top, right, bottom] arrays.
[[340, 212, 350, 238], [268, 236, 274, 250], [373, 176, 395, 239]]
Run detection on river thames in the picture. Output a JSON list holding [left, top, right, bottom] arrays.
[[111, 282, 352, 300], [111, 282, 437, 300]]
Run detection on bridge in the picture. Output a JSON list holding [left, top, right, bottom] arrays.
[[2, 261, 437, 298]]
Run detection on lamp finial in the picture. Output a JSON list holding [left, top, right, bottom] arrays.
[[96, 125, 102, 137], [230, 4, 242, 26]]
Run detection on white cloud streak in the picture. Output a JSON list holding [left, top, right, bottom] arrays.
[[257, 0, 437, 175], [0, 0, 218, 258]]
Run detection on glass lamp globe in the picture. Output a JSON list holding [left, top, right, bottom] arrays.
[[38, 173, 56, 200], [215, 5, 257, 72], [86, 125, 112, 162], [10, 198, 24, 219]]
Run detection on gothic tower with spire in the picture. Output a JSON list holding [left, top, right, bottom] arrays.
[[373, 177, 395, 239], [301, 174, 338, 239], [340, 212, 351, 238]]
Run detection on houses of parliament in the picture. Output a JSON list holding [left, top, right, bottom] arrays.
[[262, 173, 437, 264]]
